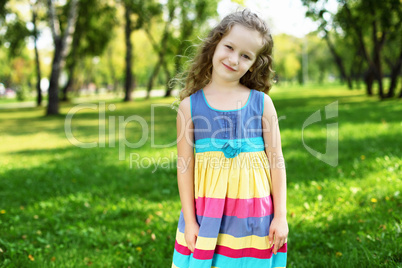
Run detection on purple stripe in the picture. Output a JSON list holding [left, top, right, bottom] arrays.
[[178, 211, 274, 238]]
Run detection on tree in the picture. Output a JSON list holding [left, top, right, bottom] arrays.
[[164, 0, 218, 97], [61, 0, 116, 101], [123, 1, 134, 102], [0, 0, 36, 101], [302, 0, 402, 98], [46, 0, 79, 115], [143, 0, 175, 99], [120, 0, 161, 102], [31, 1, 44, 106], [273, 34, 302, 83], [304, 32, 335, 84]]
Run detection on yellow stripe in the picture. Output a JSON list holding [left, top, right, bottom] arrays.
[[176, 228, 217, 250], [217, 233, 274, 250], [195, 151, 271, 199], [176, 228, 274, 250], [175, 228, 187, 247], [172, 263, 179, 268]]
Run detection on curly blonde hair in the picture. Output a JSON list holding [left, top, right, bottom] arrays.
[[177, 9, 274, 101]]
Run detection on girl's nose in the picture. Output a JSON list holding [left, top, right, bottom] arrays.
[[228, 54, 239, 66]]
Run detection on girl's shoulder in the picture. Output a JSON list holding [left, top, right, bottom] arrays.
[[178, 96, 190, 109], [260, 91, 277, 118], [178, 96, 191, 118]]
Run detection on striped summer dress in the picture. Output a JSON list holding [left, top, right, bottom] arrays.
[[172, 88, 287, 268]]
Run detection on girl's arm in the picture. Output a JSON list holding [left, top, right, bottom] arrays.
[[176, 96, 199, 252], [262, 94, 289, 255]]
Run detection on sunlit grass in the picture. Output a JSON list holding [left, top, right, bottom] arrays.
[[0, 83, 401, 267]]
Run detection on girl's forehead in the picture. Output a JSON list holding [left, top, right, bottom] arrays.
[[221, 24, 264, 53]]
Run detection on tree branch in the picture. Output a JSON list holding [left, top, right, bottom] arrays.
[[60, 0, 79, 60], [47, 0, 60, 40]]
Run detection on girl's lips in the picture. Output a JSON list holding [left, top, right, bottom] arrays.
[[222, 63, 236, 71]]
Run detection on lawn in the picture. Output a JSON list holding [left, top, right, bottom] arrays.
[[0, 83, 400, 267]]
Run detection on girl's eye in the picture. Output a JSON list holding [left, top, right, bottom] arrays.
[[242, 54, 250, 59], [225, 45, 233, 50]]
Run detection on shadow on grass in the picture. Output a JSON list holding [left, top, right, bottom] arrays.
[[0, 87, 400, 266], [2, 146, 179, 207], [0, 146, 179, 266]]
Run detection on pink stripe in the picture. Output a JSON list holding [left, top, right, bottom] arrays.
[[174, 240, 192, 256], [175, 240, 287, 259], [278, 243, 287, 253], [195, 196, 273, 218], [215, 243, 286, 259], [216, 245, 274, 259], [193, 248, 215, 260], [195, 197, 226, 218]]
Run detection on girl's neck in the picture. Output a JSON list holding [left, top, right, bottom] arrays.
[[205, 77, 244, 94]]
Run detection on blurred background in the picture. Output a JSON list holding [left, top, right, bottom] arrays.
[[0, 0, 400, 111], [0, 0, 401, 267]]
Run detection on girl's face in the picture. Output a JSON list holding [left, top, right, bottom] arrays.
[[211, 24, 263, 84]]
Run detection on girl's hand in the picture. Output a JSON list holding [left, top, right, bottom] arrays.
[[268, 216, 288, 255], [184, 221, 200, 253]]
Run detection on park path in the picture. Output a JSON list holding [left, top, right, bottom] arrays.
[[0, 89, 178, 109]]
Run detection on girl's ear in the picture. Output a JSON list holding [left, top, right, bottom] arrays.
[[249, 66, 254, 72]]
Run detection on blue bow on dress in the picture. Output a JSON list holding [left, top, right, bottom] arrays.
[[221, 139, 242, 158]]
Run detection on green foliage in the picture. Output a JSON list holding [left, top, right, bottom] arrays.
[[305, 32, 336, 83], [0, 84, 400, 266], [3, 15, 31, 58], [15, 85, 29, 101], [274, 34, 302, 82], [0, 46, 35, 91], [124, 0, 163, 30], [73, 0, 117, 57], [302, 0, 402, 96], [273, 33, 337, 84]]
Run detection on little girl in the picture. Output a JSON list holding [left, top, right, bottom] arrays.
[[172, 9, 288, 268]]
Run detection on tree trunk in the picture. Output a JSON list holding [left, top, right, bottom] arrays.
[[47, 39, 63, 115], [144, 4, 174, 99], [163, 60, 173, 97], [371, 18, 386, 99], [386, 49, 402, 98], [32, 8, 42, 107], [46, 0, 79, 115], [348, 48, 363, 90], [343, 2, 380, 96], [318, 69, 324, 84], [354, 50, 364, 89], [364, 68, 375, 96], [323, 31, 352, 88], [123, 4, 133, 102], [146, 60, 163, 99], [61, 24, 80, 102], [106, 46, 119, 94], [166, 43, 186, 97], [61, 62, 75, 102]]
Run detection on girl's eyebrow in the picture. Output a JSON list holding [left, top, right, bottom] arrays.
[[225, 41, 256, 57]]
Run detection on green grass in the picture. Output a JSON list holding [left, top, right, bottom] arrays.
[[0, 83, 400, 267]]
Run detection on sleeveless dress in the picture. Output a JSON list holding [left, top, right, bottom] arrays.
[[171, 89, 287, 268]]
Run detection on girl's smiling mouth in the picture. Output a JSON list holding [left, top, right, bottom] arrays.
[[222, 63, 237, 71]]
